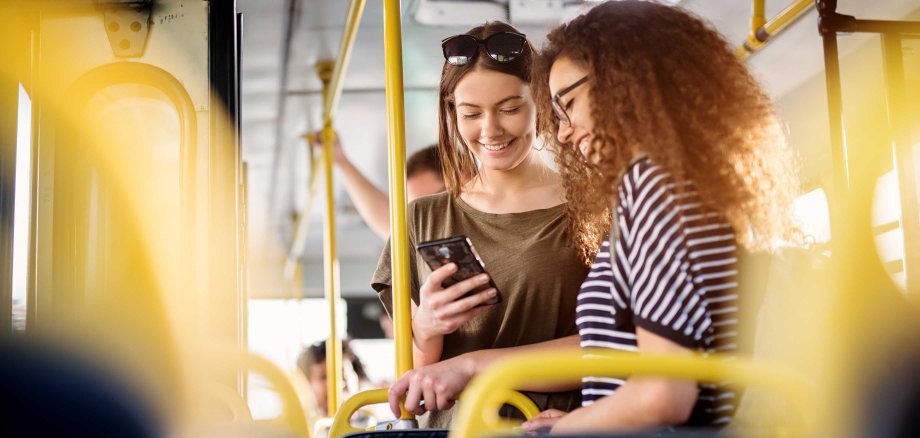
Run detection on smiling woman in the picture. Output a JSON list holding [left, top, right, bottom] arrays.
[[370, 21, 588, 429]]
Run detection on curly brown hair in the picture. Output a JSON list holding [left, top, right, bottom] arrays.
[[532, 1, 800, 264], [438, 21, 534, 194]]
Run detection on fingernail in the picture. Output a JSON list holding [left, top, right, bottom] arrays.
[[478, 274, 489, 283], [447, 263, 458, 272], [488, 288, 497, 296]]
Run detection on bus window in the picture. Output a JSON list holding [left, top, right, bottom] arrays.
[[792, 187, 831, 246], [81, 83, 182, 301], [11, 84, 32, 332], [873, 169, 907, 290]]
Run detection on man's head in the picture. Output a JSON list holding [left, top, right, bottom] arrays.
[[406, 145, 446, 201]]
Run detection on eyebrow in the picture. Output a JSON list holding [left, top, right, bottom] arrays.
[[456, 95, 524, 108]]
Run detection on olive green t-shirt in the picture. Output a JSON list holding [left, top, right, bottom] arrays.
[[371, 192, 588, 427]]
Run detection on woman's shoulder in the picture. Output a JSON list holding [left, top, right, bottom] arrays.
[[408, 191, 452, 212]]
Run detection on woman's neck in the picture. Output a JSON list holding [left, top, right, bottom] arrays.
[[461, 152, 565, 213], [474, 152, 548, 194]]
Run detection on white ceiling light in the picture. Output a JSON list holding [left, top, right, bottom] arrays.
[[411, 0, 508, 27]]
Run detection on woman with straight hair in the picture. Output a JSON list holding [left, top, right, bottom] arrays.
[[372, 21, 587, 427], [524, 0, 799, 433]]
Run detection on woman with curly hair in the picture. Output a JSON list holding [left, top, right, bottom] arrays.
[[522, 1, 799, 433]]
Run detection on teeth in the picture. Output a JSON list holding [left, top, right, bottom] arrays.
[[480, 141, 510, 151]]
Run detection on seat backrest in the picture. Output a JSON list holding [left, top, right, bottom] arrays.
[[732, 246, 831, 430]]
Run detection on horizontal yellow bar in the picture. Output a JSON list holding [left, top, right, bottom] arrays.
[[450, 349, 813, 438]]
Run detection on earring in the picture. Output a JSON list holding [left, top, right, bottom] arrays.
[[532, 139, 546, 152]]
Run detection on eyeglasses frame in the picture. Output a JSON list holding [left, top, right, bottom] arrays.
[[552, 75, 590, 126]]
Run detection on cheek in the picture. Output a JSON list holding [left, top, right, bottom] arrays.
[[456, 118, 478, 144]]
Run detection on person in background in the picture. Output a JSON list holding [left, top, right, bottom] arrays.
[[297, 339, 369, 417], [309, 133, 445, 239], [523, 1, 799, 433]]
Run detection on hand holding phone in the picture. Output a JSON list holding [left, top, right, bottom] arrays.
[[410, 236, 502, 341], [416, 236, 502, 306]]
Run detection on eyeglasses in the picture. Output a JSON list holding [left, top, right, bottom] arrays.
[[441, 31, 527, 66], [552, 76, 590, 126]]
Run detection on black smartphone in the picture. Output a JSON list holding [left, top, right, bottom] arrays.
[[415, 236, 502, 306]]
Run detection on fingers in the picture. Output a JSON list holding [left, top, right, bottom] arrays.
[[387, 373, 411, 418], [421, 375, 437, 414], [404, 373, 425, 416], [440, 288, 498, 316], [423, 269, 492, 306], [522, 410, 566, 433], [421, 263, 459, 293]]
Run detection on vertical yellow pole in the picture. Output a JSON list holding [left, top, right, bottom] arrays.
[[316, 60, 343, 417], [382, 0, 414, 420]]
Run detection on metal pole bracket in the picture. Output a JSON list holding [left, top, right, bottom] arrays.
[[96, 0, 153, 58]]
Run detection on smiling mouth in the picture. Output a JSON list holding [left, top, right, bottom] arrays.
[[576, 136, 591, 155], [480, 139, 512, 152]]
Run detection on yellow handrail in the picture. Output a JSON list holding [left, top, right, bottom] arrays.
[[382, 0, 415, 421], [450, 349, 813, 438], [283, 144, 322, 286], [329, 388, 389, 437], [736, 0, 814, 59], [305, 0, 365, 416], [324, 0, 366, 123], [223, 350, 311, 438], [500, 389, 541, 420], [326, 388, 539, 438]]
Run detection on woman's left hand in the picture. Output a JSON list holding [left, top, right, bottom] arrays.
[[522, 409, 568, 434], [387, 353, 476, 417]]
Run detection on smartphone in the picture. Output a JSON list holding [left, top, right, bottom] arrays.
[[415, 236, 502, 306]]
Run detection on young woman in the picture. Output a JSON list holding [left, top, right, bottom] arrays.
[[372, 22, 587, 427], [523, 1, 799, 433]]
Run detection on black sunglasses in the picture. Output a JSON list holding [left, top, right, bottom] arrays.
[[552, 76, 589, 126], [441, 31, 527, 66]]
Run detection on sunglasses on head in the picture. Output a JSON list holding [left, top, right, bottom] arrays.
[[441, 31, 527, 66]]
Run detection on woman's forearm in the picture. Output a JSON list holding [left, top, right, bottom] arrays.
[[336, 157, 392, 239], [411, 323, 444, 368], [552, 377, 698, 433], [462, 335, 583, 392]]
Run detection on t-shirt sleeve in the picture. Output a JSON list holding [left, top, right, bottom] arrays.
[[620, 164, 714, 350], [370, 204, 420, 319]]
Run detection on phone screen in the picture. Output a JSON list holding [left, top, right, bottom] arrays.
[[415, 236, 501, 305]]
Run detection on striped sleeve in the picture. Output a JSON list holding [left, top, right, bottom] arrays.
[[621, 162, 738, 350]]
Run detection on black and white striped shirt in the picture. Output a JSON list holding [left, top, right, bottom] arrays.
[[576, 157, 739, 426]]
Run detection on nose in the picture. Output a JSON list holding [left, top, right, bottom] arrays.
[[480, 111, 504, 140], [556, 121, 573, 144]]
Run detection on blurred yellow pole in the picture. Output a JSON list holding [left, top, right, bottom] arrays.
[[382, 0, 414, 421], [316, 61, 343, 417]]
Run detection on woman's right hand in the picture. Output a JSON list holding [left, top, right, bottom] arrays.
[[411, 263, 498, 342]]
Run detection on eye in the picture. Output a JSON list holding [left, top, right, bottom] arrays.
[[564, 99, 575, 112], [499, 106, 521, 115], [460, 112, 481, 120]]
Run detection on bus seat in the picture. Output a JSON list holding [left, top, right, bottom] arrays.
[[0, 340, 160, 438]]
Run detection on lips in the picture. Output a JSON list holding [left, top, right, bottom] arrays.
[[575, 135, 591, 157]]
